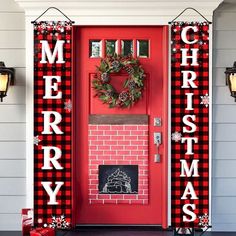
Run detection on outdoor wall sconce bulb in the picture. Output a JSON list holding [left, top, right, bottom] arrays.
[[0, 62, 15, 102]]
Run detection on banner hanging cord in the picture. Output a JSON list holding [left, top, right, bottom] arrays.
[[168, 7, 212, 24], [31, 7, 75, 24]]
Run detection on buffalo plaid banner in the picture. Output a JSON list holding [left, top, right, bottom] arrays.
[[34, 21, 72, 228], [171, 22, 209, 228]]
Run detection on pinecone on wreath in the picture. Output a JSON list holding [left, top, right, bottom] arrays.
[[105, 90, 115, 97], [111, 60, 120, 70], [101, 72, 110, 83], [119, 91, 129, 102], [125, 65, 134, 74], [128, 81, 136, 89]]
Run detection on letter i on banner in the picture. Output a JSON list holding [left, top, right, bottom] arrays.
[[33, 21, 72, 228], [170, 22, 210, 229]]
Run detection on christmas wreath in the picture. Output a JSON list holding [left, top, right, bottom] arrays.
[[92, 54, 146, 108]]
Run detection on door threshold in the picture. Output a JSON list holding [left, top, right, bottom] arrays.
[[75, 225, 171, 231]]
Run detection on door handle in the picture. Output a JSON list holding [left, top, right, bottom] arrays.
[[154, 132, 161, 163]]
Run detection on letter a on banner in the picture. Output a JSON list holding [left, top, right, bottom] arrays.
[[33, 21, 72, 228], [171, 21, 210, 230]]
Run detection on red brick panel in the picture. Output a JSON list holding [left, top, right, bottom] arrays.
[[88, 125, 149, 204]]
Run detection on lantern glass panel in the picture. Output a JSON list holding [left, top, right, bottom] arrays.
[[230, 74, 236, 92], [226, 73, 230, 85], [0, 74, 9, 92]]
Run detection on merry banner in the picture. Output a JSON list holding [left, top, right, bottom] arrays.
[[34, 21, 72, 228], [171, 22, 210, 228]]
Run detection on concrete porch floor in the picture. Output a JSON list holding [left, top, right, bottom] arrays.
[[0, 229, 235, 236]]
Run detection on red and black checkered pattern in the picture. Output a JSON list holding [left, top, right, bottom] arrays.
[[34, 21, 72, 226], [171, 22, 209, 228]]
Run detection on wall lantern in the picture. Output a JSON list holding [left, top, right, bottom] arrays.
[[225, 61, 236, 102], [0, 62, 15, 102]]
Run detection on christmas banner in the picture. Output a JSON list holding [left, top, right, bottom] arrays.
[[171, 22, 210, 229], [33, 21, 72, 228]]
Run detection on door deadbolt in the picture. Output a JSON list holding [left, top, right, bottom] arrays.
[[154, 118, 162, 127]]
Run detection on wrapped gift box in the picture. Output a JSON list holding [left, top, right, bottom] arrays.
[[30, 227, 55, 236], [21, 208, 33, 236]]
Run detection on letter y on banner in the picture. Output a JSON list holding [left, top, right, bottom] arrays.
[[171, 22, 210, 229], [33, 21, 72, 228]]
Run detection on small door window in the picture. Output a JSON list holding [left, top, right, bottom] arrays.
[[89, 40, 102, 58], [105, 40, 118, 56], [89, 39, 149, 58], [121, 40, 133, 56], [137, 40, 149, 58]]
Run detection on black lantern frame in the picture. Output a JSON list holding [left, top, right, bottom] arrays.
[[0, 62, 15, 102], [225, 61, 236, 102], [173, 228, 195, 236]]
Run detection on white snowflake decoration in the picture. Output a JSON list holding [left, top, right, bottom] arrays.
[[171, 131, 182, 142], [66, 25, 72, 30], [47, 215, 70, 230], [34, 21, 72, 34], [41, 23, 47, 29], [198, 40, 203, 45], [38, 218, 43, 224], [64, 100, 72, 112], [34, 135, 41, 146], [200, 93, 209, 107], [199, 212, 210, 229]]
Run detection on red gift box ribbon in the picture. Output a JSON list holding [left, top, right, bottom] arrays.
[[31, 227, 54, 236]]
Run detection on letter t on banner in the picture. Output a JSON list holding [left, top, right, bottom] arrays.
[[171, 21, 210, 230], [33, 21, 72, 229]]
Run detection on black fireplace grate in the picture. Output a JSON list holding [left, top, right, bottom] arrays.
[[98, 165, 138, 194]]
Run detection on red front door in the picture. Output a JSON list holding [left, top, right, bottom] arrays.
[[74, 26, 168, 226]]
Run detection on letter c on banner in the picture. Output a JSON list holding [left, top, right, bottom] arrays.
[[181, 26, 198, 44]]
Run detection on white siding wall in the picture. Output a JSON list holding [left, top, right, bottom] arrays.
[[0, 0, 26, 231], [212, 0, 236, 231]]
